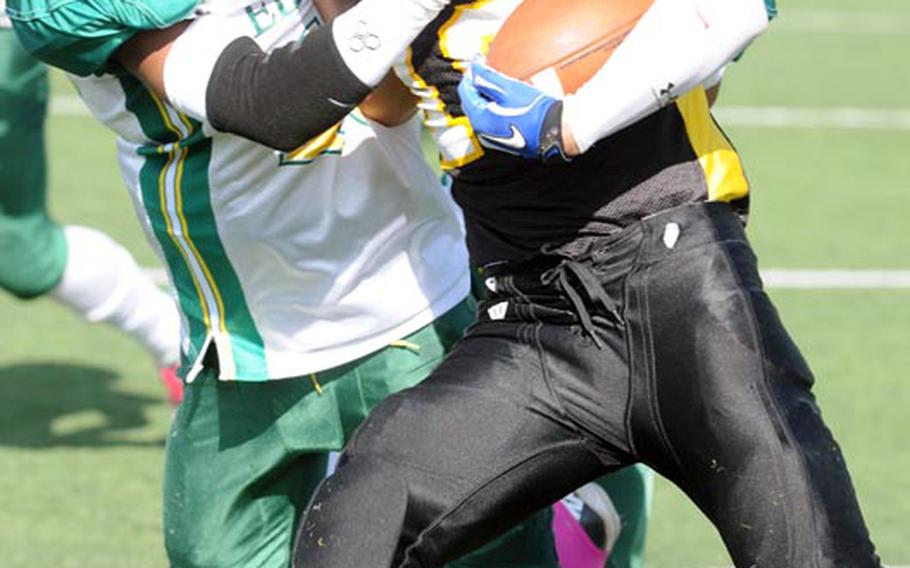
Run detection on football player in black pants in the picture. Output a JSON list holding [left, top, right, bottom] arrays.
[[292, 0, 882, 566], [292, 0, 881, 566]]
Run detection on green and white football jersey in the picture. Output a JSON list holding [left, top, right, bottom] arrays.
[[11, 0, 470, 381]]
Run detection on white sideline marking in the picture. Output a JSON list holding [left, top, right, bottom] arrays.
[[714, 106, 910, 131], [761, 270, 910, 289], [51, 95, 910, 133], [144, 268, 910, 290], [772, 9, 910, 35]]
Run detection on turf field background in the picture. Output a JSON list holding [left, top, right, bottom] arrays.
[[1, 0, 907, 565]]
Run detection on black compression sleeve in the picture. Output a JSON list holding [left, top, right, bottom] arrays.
[[206, 23, 371, 152]]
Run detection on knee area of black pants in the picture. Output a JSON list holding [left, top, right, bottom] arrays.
[[294, 458, 408, 568]]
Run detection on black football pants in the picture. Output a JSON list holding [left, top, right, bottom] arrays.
[[293, 202, 880, 568]]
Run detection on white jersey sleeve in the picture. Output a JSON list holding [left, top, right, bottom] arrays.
[[1, 0, 11, 29]]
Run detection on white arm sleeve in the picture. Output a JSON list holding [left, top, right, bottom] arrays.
[[331, 0, 449, 87], [163, 0, 449, 120], [163, 17, 236, 121], [562, 0, 770, 153]]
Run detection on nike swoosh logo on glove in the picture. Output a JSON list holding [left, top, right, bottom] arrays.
[[480, 125, 527, 150]]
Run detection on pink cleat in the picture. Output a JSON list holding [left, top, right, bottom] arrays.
[[158, 364, 184, 406], [552, 482, 622, 568]]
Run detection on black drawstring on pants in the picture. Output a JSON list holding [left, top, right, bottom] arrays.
[[540, 259, 622, 349]]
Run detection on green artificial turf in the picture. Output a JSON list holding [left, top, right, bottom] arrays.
[[2, 0, 907, 565]]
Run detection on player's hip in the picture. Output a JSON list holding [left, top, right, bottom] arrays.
[[476, 201, 750, 325], [467, 201, 785, 451]]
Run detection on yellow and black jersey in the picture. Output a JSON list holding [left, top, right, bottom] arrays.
[[394, 0, 751, 266]]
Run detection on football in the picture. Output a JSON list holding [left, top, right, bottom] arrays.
[[486, 0, 654, 96]]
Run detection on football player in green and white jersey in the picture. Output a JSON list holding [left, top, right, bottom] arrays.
[[0, 0, 182, 402], [8, 0, 570, 566]]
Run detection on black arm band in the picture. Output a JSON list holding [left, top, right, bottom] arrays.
[[206, 23, 372, 152]]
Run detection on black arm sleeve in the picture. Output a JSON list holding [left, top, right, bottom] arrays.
[[206, 23, 372, 152]]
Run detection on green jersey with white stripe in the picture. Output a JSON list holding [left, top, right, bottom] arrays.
[[11, 0, 470, 381], [7, 0, 196, 76]]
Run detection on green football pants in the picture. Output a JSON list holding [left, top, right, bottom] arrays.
[[164, 299, 559, 568], [0, 29, 67, 298], [601, 464, 652, 568]]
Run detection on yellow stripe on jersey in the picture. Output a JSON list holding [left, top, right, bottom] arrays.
[[156, 142, 213, 331], [399, 0, 512, 171], [149, 94, 227, 334], [283, 121, 345, 164], [150, 94, 182, 143], [401, 48, 485, 170], [675, 87, 749, 203], [439, 0, 494, 72], [173, 144, 228, 333], [176, 111, 194, 134]]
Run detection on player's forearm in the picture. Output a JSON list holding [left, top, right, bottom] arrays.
[[358, 73, 419, 126], [562, 0, 769, 154], [158, 0, 447, 150]]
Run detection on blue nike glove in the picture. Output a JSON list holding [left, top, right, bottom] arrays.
[[458, 62, 570, 163]]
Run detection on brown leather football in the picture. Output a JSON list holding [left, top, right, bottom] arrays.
[[486, 0, 654, 95]]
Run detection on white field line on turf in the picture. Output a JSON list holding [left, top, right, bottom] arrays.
[[772, 9, 910, 35], [51, 94, 910, 132], [144, 268, 910, 290], [761, 270, 910, 289], [714, 106, 910, 131]]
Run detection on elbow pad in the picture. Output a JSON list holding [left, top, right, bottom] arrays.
[[163, 0, 449, 150], [330, 0, 449, 86], [205, 26, 370, 151], [563, 0, 770, 153]]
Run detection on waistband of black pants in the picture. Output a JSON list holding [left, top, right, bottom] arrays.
[[482, 201, 747, 278], [477, 202, 748, 345]]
